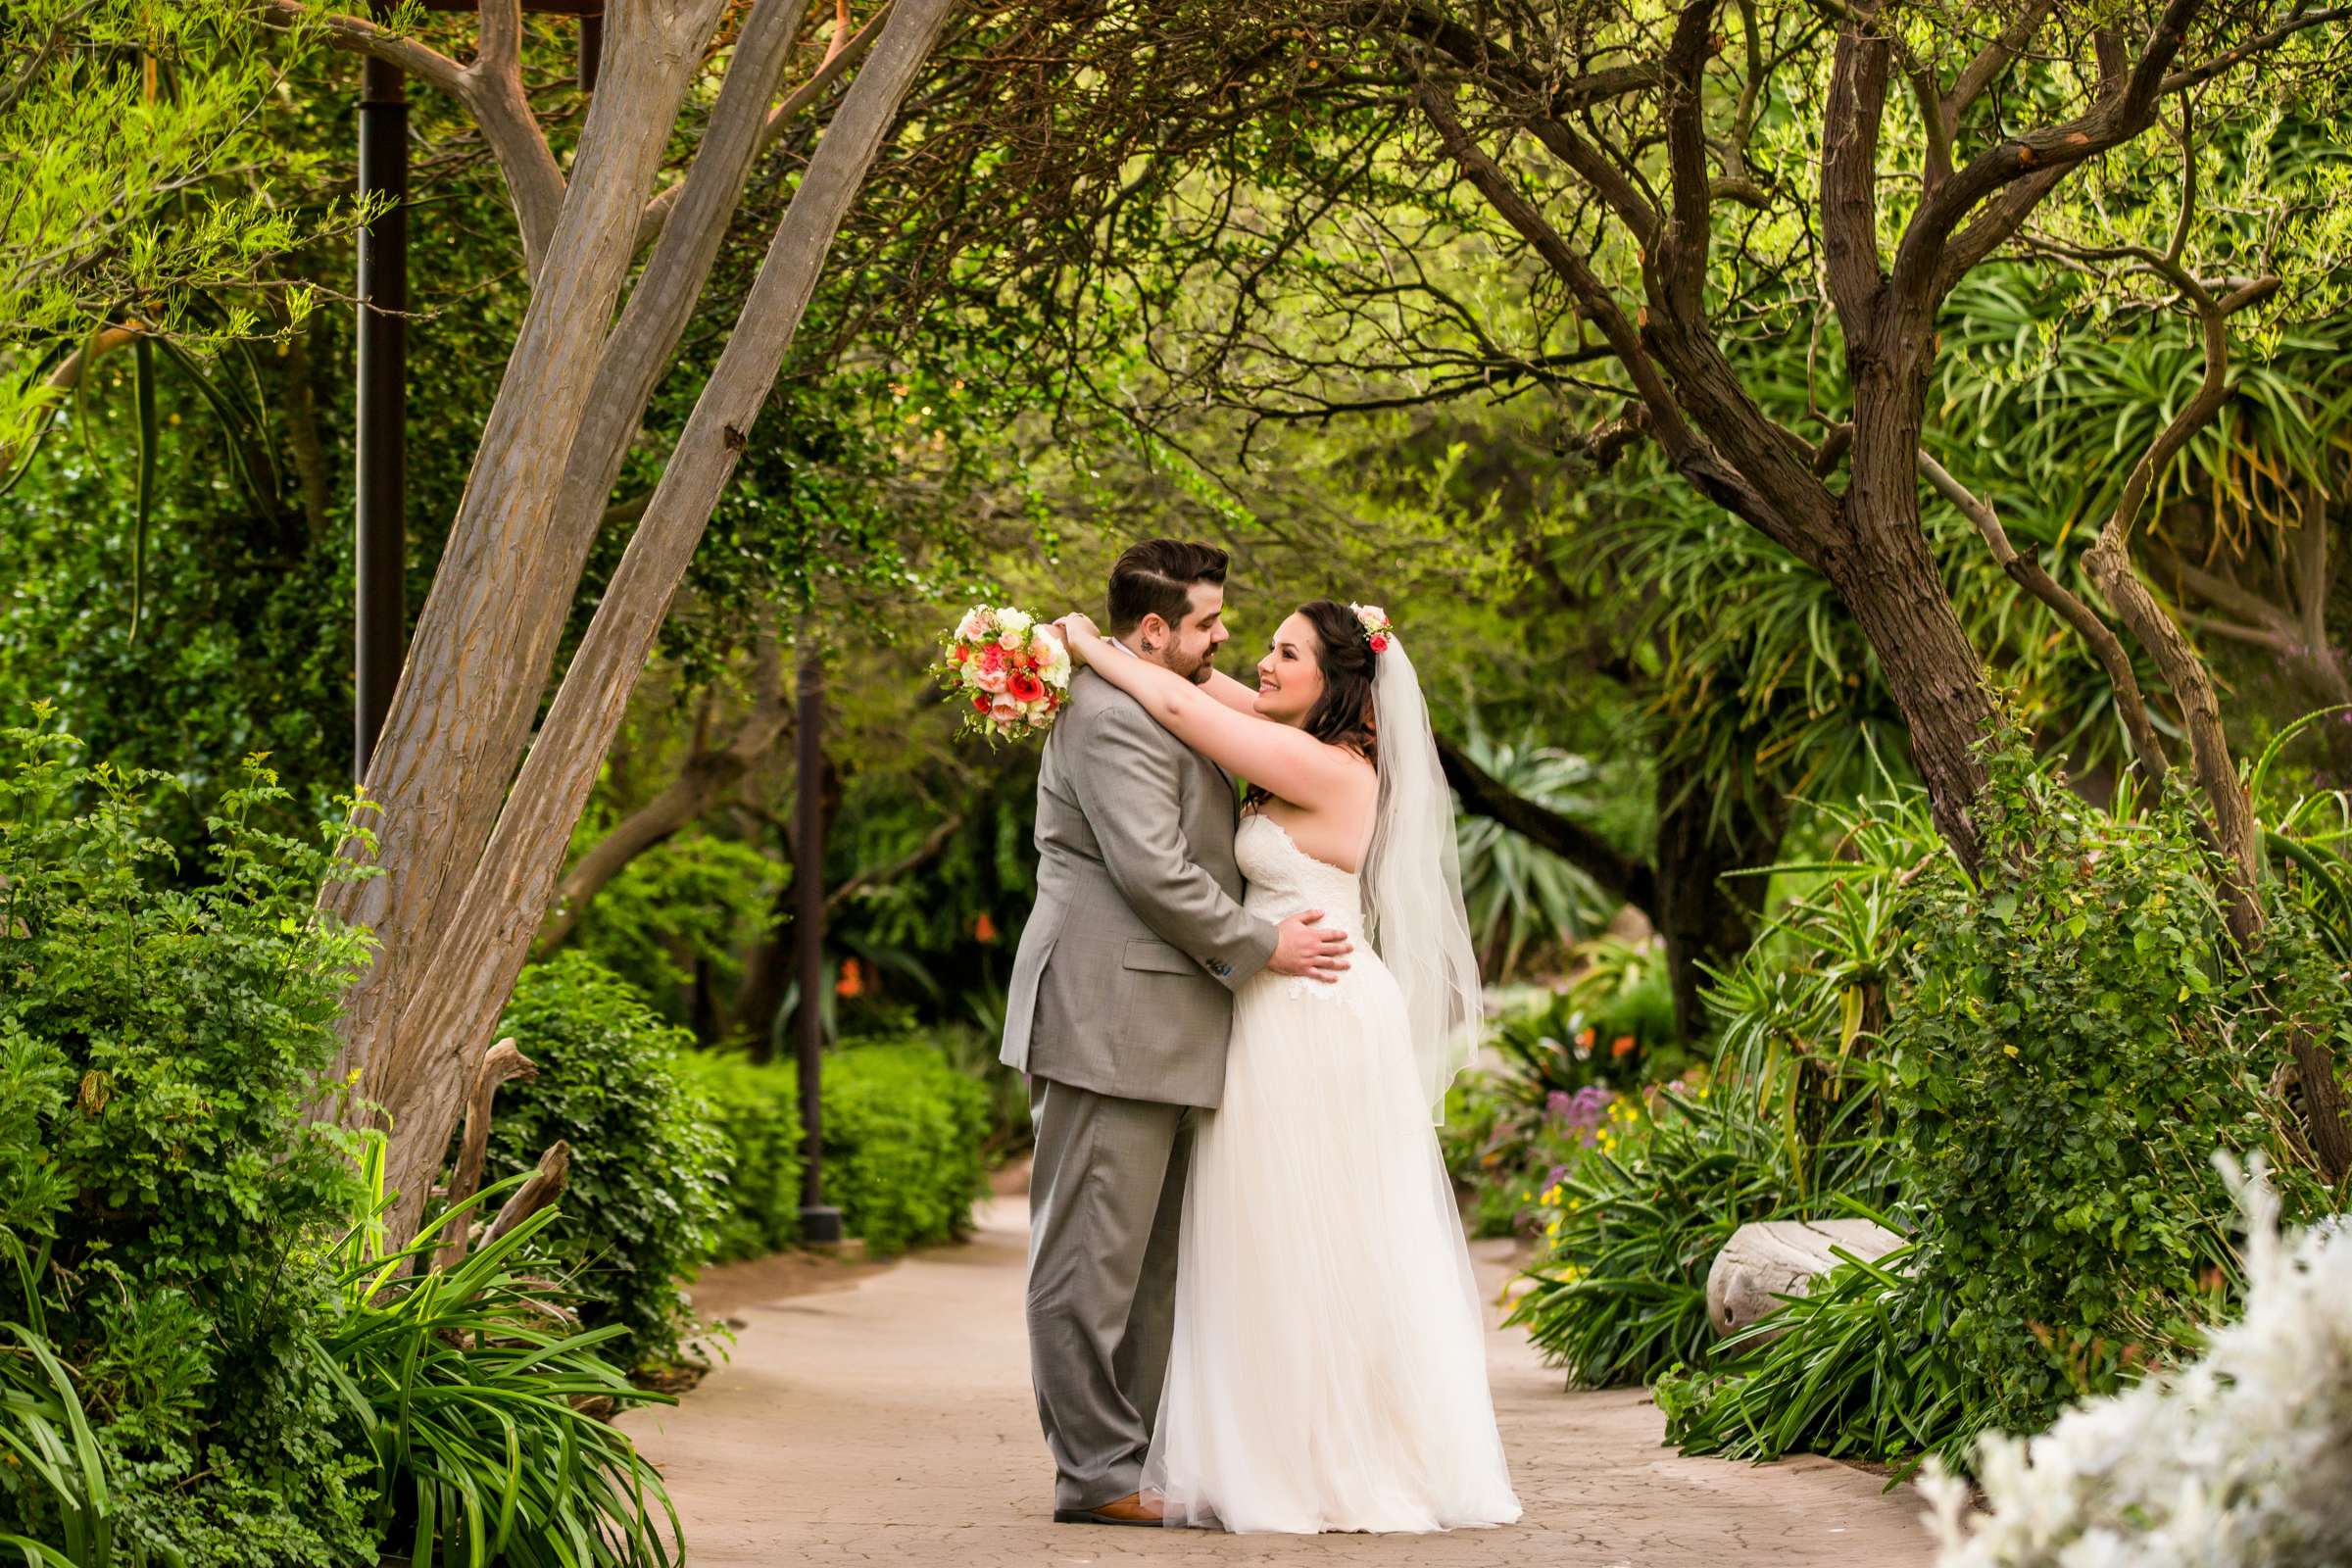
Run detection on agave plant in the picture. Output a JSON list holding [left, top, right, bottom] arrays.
[[310, 1142, 684, 1568], [1700, 779, 1934, 1199], [0, 1315, 136, 1568], [2252, 705, 2352, 961]]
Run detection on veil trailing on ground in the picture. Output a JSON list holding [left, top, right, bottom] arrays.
[[1360, 633, 1483, 1123]]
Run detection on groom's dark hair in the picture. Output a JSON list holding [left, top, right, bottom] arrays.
[[1107, 539, 1229, 634]]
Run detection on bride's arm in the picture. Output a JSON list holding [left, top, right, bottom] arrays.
[[1041, 620, 1256, 715], [1200, 668, 1261, 716], [1059, 616, 1364, 806]]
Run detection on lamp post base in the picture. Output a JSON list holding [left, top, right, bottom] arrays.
[[799, 1204, 846, 1247]]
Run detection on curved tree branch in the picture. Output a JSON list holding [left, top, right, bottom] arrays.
[[1437, 736, 1656, 913], [1920, 448, 2169, 787]]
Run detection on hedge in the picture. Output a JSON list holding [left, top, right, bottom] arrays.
[[678, 1040, 993, 1259]]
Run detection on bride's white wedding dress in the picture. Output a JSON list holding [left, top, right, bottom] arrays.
[[1141, 812, 1523, 1534]]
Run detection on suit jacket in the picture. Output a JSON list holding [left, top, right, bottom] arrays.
[[1000, 666, 1277, 1107]]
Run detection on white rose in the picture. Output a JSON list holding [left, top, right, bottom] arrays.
[[997, 607, 1033, 637]]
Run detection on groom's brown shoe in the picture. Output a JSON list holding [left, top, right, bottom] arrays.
[[1054, 1492, 1164, 1527]]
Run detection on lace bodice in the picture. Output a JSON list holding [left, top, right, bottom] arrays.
[[1238, 813, 1366, 938]]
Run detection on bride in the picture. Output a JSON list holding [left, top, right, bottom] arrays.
[[1054, 598, 1522, 1535]]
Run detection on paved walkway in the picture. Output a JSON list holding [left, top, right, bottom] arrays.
[[622, 1198, 1935, 1566]]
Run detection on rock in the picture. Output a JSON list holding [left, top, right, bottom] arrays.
[[1705, 1218, 1906, 1341]]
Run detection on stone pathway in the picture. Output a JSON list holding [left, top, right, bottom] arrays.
[[622, 1197, 1936, 1566]]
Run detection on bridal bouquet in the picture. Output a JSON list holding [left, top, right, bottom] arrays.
[[936, 604, 1072, 743]]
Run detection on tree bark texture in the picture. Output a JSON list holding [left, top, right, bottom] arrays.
[[362, 0, 960, 1245]]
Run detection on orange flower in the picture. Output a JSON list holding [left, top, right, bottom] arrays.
[[1576, 1026, 1596, 1048], [974, 911, 1000, 944], [836, 957, 865, 999], [1610, 1035, 1637, 1058]]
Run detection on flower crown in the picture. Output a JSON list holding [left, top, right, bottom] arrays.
[[1348, 602, 1395, 654]]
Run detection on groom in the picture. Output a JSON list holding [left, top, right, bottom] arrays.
[[1003, 538, 1352, 1526]]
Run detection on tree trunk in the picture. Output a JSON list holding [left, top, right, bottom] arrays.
[[1651, 766, 1785, 1038], [1829, 348, 1999, 874], [336, 0, 961, 1247], [319, 0, 738, 1101]]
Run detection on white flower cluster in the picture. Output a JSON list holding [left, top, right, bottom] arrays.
[[1924, 1153, 2352, 1568]]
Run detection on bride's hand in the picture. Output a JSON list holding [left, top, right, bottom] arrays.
[[1053, 613, 1103, 664]]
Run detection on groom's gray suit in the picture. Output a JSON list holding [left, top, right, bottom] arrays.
[[1003, 664, 1277, 1514]]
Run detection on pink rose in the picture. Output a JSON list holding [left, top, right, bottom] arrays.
[[972, 663, 1008, 694], [989, 694, 1022, 725]]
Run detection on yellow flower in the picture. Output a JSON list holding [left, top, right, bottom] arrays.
[[1544, 1219, 1560, 1240]]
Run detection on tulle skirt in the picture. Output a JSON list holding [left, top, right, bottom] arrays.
[[1140, 956, 1523, 1534]]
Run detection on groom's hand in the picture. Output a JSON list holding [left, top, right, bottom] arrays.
[[1267, 910, 1350, 982]]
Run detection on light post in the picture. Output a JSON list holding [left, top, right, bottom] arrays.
[[795, 637, 844, 1245]]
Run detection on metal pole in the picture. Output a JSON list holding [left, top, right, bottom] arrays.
[[355, 48, 408, 779], [796, 638, 844, 1244]]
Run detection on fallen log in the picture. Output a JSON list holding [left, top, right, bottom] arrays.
[[1706, 1218, 1905, 1341]]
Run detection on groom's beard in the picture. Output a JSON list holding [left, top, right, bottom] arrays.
[[1174, 645, 1217, 684]]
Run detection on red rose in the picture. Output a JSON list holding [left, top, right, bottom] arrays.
[[950, 644, 968, 662], [971, 694, 990, 713], [1369, 633, 1390, 653], [1006, 670, 1046, 704]]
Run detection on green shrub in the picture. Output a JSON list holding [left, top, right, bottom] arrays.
[[483, 953, 730, 1369], [1508, 1085, 1805, 1388], [0, 717, 379, 1567], [819, 1042, 990, 1256], [1886, 732, 2328, 1443], [676, 1041, 990, 1260], [1489, 943, 1693, 1106], [318, 1146, 683, 1568], [673, 1053, 805, 1262], [562, 827, 777, 1027], [1656, 1235, 1969, 1471], [921, 1018, 1034, 1161]]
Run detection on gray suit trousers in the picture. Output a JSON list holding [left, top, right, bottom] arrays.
[[1024, 1074, 1191, 1512]]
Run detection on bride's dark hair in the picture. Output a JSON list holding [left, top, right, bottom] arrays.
[[1245, 598, 1379, 809]]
